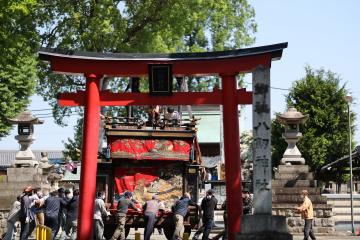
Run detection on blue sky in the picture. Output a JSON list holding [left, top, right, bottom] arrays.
[[1, 0, 359, 150]]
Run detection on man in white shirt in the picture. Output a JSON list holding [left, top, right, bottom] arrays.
[[93, 191, 110, 240]]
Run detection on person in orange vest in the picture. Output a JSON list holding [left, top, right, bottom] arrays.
[[295, 190, 316, 240]]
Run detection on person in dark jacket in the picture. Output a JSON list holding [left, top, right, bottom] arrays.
[[64, 189, 79, 240], [44, 190, 68, 240], [200, 189, 217, 240], [59, 189, 73, 240], [55, 188, 66, 238], [20, 186, 35, 240], [172, 193, 196, 240], [110, 191, 141, 240], [242, 189, 253, 215]]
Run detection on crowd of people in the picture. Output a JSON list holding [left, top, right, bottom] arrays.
[[3, 186, 255, 240], [3, 186, 79, 240]]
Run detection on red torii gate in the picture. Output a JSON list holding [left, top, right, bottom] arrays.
[[39, 42, 287, 240]]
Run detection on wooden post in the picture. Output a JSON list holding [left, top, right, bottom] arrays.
[[77, 74, 102, 239], [221, 74, 243, 240]]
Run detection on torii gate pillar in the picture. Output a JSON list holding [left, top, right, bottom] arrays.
[[221, 74, 243, 239], [77, 74, 102, 238]]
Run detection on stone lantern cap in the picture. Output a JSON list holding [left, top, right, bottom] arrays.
[[8, 111, 44, 124], [276, 107, 308, 125]]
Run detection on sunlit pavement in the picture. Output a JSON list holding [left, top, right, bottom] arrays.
[[125, 229, 360, 240], [292, 234, 360, 240], [26, 228, 360, 239]]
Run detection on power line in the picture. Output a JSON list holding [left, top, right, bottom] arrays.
[[33, 113, 55, 116], [244, 82, 290, 91], [29, 108, 53, 112], [35, 113, 81, 119], [28, 83, 290, 114], [270, 86, 291, 91]]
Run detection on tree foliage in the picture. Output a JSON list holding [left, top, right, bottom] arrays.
[[272, 66, 356, 181], [63, 117, 83, 161], [36, 0, 257, 120], [33, 0, 257, 154], [240, 130, 253, 181], [0, 0, 38, 137]]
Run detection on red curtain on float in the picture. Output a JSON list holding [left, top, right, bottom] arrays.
[[109, 138, 191, 161], [114, 167, 158, 194]]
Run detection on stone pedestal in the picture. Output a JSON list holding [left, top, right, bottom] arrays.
[[272, 165, 335, 234], [0, 168, 50, 236], [13, 135, 39, 167], [237, 215, 293, 240], [0, 168, 50, 209], [280, 131, 305, 165]]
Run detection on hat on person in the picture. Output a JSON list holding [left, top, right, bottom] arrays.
[[124, 191, 133, 198], [301, 189, 308, 196], [207, 189, 215, 195], [24, 186, 33, 192]]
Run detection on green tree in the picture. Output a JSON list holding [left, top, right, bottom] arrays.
[[0, 0, 38, 137], [271, 119, 287, 168], [63, 117, 83, 161], [36, 0, 257, 116], [272, 66, 356, 181], [240, 130, 253, 182], [34, 0, 257, 154]]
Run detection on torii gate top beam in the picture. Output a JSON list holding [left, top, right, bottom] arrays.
[[39, 42, 287, 76]]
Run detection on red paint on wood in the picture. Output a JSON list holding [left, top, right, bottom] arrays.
[[57, 89, 252, 107], [77, 74, 102, 239], [50, 54, 272, 76], [221, 74, 243, 240]]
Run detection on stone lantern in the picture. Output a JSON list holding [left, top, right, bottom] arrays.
[[276, 107, 308, 165], [8, 110, 44, 167]]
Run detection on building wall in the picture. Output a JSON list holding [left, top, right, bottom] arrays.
[[0, 150, 64, 168], [323, 194, 360, 231], [182, 106, 222, 144]]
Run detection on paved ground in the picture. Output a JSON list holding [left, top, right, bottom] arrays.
[[26, 231, 360, 239], [292, 235, 359, 240], [24, 227, 360, 239], [126, 229, 360, 240]]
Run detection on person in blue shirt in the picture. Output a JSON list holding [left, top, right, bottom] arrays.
[[44, 190, 68, 240], [172, 193, 196, 240]]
